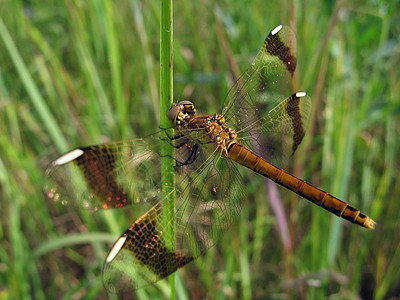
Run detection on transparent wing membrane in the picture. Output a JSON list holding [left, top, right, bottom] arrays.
[[45, 137, 164, 210], [102, 135, 244, 292], [222, 26, 296, 130], [45, 129, 244, 292]]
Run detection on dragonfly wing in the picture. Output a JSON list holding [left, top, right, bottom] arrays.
[[44, 135, 165, 210], [173, 142, 243, 256], [262, 92, 312, 157], [103, 136, 244, 292], [45, 130, 243, 291], [222, 25, 296, 127], [221, 25, 311, 162], [102, 201, 195, 292]]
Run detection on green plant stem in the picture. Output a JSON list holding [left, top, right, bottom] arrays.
[[160, 0, 175, 297]]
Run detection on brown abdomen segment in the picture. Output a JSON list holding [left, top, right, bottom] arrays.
[[227, 143, 375, 229]]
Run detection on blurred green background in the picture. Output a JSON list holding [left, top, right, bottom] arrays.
[[0, 0, 399, 299]]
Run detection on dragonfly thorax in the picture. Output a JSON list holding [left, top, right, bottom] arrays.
[[168, 101, 196, 127], [169, 101, 238, 155], [180, 113, 238, 156], [204, 114, 238, 155]]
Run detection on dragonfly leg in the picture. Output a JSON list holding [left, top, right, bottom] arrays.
[[160, 126, 185, 141], [160, 136, 190, 148], [176, 143, 198, 166], [160, 143, 199, 167]]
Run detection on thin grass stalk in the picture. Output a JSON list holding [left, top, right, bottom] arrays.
[[103, 1, 126, 137], [160, 0, 175, 297], [0, 17, 67, 152]]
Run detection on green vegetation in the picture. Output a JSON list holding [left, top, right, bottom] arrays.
[[0, 0, 399, 299], [160, 0, 175, 297]]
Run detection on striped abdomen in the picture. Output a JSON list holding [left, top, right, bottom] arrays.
[[227, 143, 375, 229]]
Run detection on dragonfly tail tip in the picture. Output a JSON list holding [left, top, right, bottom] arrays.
[[364, 217, 376, 229]]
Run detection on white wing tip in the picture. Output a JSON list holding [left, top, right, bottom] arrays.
[[54, 149, 84, 165], [271, 24, 283, 36], [296, 91, 307, 98], [106, 236, 127, 263]]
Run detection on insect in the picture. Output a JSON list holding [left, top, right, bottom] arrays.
[[45, 24, 375, 292]]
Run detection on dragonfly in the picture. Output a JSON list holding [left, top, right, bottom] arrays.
[[45, 24, 375, 293]]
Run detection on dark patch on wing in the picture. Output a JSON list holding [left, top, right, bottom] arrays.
[[285, 93, 306, 153], [264, 28, 297, 76], [75, 146, 128, 208]]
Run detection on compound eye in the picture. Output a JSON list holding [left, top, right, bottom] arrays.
[[168, 103, 180, 121], [177, 100, 193, 106]]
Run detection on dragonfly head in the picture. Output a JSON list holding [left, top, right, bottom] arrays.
[[168, 101, 196, 127]]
